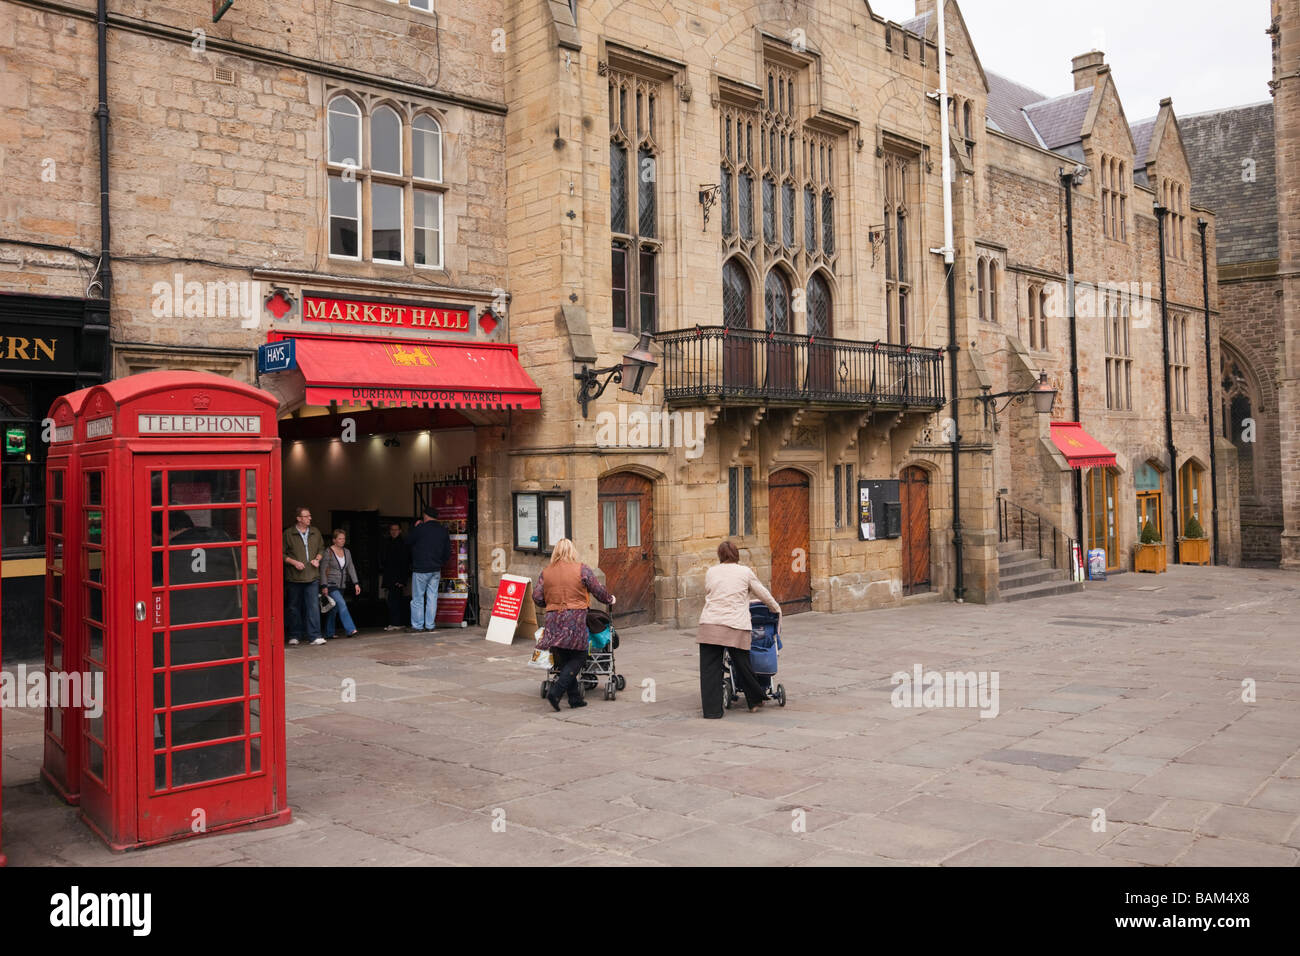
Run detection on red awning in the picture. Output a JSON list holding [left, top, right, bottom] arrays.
[[268, 331, 541, 410], [1049, 422, 1117, 469]]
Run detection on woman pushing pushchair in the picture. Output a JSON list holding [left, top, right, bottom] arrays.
[[532, 538, 615, 711], [697, 540, 782, 717]]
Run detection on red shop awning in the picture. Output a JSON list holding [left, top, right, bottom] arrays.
[[1049, 422, 1117, 469], [266, 331, 541, 410]]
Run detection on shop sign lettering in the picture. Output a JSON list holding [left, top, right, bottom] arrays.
[[303, 293, 472, 333], [137, 414, 261, 434], [349, 387, 503, 404]]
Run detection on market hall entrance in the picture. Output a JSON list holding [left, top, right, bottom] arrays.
[[597, 472, 654, 626], [769, 468, 811, 614]]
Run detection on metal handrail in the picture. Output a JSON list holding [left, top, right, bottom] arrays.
[[655, 326, 946, 407], [997, 496, 1078, 576]]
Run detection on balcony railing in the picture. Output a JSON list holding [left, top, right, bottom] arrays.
[[656, 326, 945, 408]]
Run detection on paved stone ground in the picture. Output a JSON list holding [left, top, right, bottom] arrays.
[[3, 564, 1298, 866]]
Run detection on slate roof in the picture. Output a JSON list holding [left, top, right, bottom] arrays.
[[986, 71, 1048, 147], [1129, 118, 1156, 166], [1023, 89, 1093, 149], [899, 11, 931, 38], [1181, 102, 1277, 265]]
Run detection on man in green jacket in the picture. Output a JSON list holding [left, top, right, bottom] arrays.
[[283, 506, 325, 646]]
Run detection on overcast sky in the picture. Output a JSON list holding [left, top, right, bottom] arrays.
[[869, 0, 1274, 119]]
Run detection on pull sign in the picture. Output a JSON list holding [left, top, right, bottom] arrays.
[[135, 601, 147, 622]]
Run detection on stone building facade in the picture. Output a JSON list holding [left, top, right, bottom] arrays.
[[1181, 0, 1300, 569], [956, 39, 1234, 573], [0, 0, 1257, 653], [0, 0, 515, 656]]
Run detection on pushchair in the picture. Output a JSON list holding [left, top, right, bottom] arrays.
[[540, 607, 626, 702], [723, 602, 786, 708]]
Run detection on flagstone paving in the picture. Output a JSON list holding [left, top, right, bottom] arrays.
[[2, 564, 1298, 866]]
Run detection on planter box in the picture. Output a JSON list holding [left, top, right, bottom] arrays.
[[1180, 537, 1210, 566], [1134, 543, 1167, 573]]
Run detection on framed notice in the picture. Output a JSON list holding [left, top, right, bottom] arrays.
[[513, 491, 571, 554], [514, 493, 539, 550]]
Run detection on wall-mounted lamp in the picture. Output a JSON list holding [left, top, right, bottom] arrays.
[[959, 370, 1057, 432], [573, 330, 659, 418], [698, 184, 721, 232]]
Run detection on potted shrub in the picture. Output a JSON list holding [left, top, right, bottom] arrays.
[[1134, 519, 1167, 573], [1180, 515, 1210, 566]]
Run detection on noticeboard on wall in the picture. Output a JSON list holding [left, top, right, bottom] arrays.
[[858, 479, 902, 541]]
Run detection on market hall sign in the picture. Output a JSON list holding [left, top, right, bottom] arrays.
[[301, 293, 471, 333], [0, 324, 73, 373]]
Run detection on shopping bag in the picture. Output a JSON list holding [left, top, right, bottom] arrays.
[[527, 648, 553, 670]]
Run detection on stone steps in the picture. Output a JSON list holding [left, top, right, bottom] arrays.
[[997, 544, 1084, 602]]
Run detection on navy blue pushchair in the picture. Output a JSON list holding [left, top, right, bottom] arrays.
[[723, 602, 786, 708]]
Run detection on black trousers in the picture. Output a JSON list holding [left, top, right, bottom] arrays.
[[548, 647, 588, 705], [386, 581, 407, 626], [699, 643, 765, 718]]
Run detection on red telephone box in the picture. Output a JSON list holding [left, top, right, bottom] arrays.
[[42, 387, 92, 804], [73, 371, 290, 850]]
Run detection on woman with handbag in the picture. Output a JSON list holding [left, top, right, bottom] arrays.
[[320, 529, 361, 639], [697, 540, 781, 717], [531, 538, 615, 711]]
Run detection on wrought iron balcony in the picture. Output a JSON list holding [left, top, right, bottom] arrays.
[[655, 326, 945, 409]]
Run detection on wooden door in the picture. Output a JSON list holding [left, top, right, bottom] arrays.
[[768, 469, 811, 614], [597, 473, 654, 626], [900, 466, 931, 595]]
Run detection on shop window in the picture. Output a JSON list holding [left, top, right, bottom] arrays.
[[2, 379, 67, 555], [326, 94, 445, 268], [1086, 466, 1119, 570], [1135, 461, 1163, 543], [1179, 460, 1204, 533]]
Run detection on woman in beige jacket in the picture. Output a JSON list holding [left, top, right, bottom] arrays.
[[698, 540, 782, 717]]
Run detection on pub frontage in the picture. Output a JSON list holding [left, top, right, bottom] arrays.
[[0, 292, 110, 661]]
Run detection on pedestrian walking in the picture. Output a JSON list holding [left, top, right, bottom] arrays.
[[282, 506, 325, 646], [408, 504, 451, 631], [379, 522, 411, 630], [320, 529, 361, 639], [532, 538, 615, 711], [697, 540, 781, 716]]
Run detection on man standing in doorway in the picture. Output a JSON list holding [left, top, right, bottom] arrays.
[[380, 522, 411, 631], [408, 505, 451, 632], [283, 506, 325, 646]]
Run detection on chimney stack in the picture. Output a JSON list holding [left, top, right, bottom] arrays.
[[1071, 50, 1109, 90]]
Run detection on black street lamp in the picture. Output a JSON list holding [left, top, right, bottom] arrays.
[[574, 330, 659, 418], [960, 371, 1058, 431]]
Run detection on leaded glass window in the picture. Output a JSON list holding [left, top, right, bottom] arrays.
[[764, 270, 791, 333], [807, 273, 831, 337], [609, 67, 662, 334], [723, 258, 750, 329], [782, 182, 795, 249]]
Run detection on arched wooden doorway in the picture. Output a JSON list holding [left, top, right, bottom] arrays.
[[769, 468, 811, 613], [900, 466, 931, 595], [597, 472, 654, 626]]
